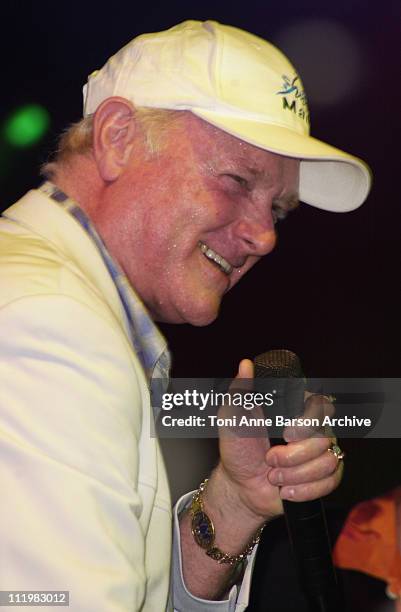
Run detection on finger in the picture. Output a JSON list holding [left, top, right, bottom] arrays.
[[283, 394, 335, 442], [218, 359, 260, 437], [230, 359, 254, 395], [237, 359, 254, 379], [279, 461, 344, 501], [304, 393, 335, 419], [223, 359, 254, 399], [265, 436, 335, 468], [267, 446, 339, 487], [218, 359, 254, 415]]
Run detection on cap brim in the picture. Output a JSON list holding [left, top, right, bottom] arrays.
[[191, 108, 372, 212]]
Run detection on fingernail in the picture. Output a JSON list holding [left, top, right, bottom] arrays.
[[282, 488, 295, 500], [238, 359, 253, 378], [274, 471, 284, 485], [237, 361, 246, 378]]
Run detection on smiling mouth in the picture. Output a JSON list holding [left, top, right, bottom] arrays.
[[198, 242, 233, 275]]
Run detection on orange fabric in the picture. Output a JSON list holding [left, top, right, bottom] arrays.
[[334, 487, 401, 600]]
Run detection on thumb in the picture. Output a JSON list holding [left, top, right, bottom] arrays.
[[229, 359, 254, 397], [236, 358, 254, 379]]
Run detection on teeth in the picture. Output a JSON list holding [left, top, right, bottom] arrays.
[[198, 242, 233, 275]]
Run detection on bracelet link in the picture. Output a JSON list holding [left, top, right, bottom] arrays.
[[190, 479, 264, 566]]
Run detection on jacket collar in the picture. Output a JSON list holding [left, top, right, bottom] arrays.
[[2, 187, 129, 338]]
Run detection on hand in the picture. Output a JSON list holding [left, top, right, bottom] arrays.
[[215, 359, 343, 524], [182, 360, 343, 601]]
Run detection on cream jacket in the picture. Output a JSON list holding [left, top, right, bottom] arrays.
[[0, 190, 254, 611]]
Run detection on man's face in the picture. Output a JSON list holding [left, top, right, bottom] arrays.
[[97, 113, 299, 325]]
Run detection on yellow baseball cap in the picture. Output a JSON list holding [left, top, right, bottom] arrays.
[[83, 20, 372, 212]]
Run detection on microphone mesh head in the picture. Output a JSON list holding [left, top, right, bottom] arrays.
[[254, 349, 303, 378]]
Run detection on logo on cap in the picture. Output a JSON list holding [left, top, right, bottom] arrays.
[[277, 75, 309, 125]]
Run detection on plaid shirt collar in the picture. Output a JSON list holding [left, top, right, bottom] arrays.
[[39, 182, 171, 389]]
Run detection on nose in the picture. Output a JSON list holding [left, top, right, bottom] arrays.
[[234, 216, 277, 256]]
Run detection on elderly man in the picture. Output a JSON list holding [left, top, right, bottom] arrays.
[[0, 20, 370, 612]]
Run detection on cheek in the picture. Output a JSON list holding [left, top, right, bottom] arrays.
[[140, 221, 196, 274], [193, 177, 240, 223]]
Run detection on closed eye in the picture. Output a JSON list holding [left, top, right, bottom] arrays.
[[226, 174, 249, 189]]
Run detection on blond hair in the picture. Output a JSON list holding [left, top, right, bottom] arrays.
[[41, 107, 184, 178]]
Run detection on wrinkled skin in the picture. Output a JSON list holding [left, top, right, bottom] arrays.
[[91, 111, 299, 326]]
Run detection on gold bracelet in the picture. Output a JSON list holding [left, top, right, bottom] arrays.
[[189, 479, 264, 566]]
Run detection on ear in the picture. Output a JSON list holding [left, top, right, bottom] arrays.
[[92, 97, 137, 182]]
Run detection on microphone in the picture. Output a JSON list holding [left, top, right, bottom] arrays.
[[254, 349, 343, 612]]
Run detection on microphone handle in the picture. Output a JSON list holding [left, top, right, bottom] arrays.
[[270, 438, 344, 612], [268, 437, 343, 611], [254, 350, 344, 611]]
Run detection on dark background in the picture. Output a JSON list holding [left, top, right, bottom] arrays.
[[1, 0, 400, 520]]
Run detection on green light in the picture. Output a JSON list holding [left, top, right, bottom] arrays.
[[4, 104, 50, 148]]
